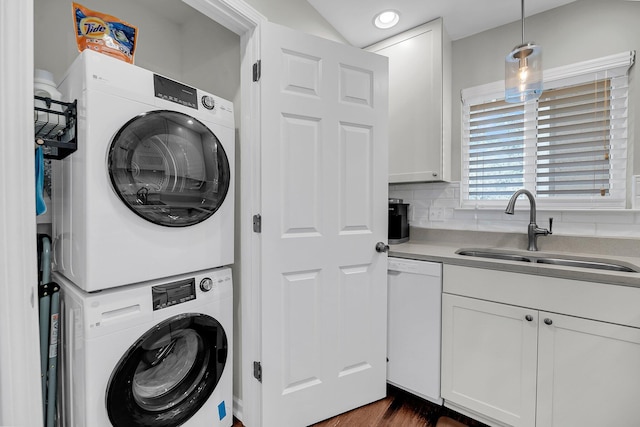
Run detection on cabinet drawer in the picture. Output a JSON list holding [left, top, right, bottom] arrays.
[[443, 264, 640, 328]]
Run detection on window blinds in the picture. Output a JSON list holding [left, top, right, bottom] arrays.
[[537, 77, 627, 198], [467, 100, 526, 199], [461, 51, 634, 208]]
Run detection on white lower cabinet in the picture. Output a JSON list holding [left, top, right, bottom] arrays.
[[441, 294, 538, 427], [442, 293, 640, 427], [536, 312, 640, 427]]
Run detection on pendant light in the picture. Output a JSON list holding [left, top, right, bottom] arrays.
[[505, 0, 542, 103]]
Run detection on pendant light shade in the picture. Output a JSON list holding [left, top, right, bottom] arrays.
[[505, 0, 542, 103]]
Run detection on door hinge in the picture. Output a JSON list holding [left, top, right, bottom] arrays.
[[253, 214, 262, 233], [253, 60, 261, 82], [253, 361, 262, 382]]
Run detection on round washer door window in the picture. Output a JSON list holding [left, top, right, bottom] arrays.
[[108, 110, 230, 227], [106, 313, 228, 427]]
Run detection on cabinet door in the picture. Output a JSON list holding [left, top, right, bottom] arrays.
[[367, 19, 450, 183], [537, 312, 640, 427], [441, 294, 537, 427]]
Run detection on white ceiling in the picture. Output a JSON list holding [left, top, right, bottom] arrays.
[[306, 0, 577, 48]]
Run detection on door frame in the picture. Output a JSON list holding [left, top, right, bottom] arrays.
[[0, 1, 43, 425], [182, 1, 265, 426], [1, 0, 265, 426]]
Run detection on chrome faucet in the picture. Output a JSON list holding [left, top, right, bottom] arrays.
[[504, 189, 552, 251]]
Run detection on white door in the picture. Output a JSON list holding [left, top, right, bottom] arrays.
[[259, 21, 389, 427]]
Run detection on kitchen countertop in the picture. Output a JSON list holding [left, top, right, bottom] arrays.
[[388, 227, 640, 288]]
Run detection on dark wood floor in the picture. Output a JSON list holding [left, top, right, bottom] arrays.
[[233, 385, 489, 427]]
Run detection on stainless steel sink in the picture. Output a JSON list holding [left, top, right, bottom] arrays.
[[455, 248, 640, 273], [533, 257, 638, 273], [455, 249, 531, 263]]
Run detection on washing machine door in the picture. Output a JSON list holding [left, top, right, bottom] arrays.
[[106, 313, 228, 427], [107, 110, 231, 227]]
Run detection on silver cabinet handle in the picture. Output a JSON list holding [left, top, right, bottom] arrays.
[[525, 315, 533, 322], [544, 318, 553, 325], [375, 242, 389, 253]]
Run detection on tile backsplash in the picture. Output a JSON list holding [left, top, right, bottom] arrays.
[[389, 182, 640, 239]]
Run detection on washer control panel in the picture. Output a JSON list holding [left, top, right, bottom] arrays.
[[152, 278, 196, 311]]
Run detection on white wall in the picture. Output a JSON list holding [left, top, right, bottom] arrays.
[[244, 0, 348, 45], [391, 0, 640, 240], [34, 0, 240, 99]]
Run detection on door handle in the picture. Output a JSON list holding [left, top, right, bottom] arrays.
[[376, 242, 389, 253]]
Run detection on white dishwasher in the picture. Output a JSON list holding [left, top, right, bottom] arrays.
[[387, 257, 443, 404]]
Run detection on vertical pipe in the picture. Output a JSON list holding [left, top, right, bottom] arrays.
[[39, 293, 51, 415], [45, 290, 60, 427]]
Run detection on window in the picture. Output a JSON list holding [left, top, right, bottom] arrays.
[[461, 51, 635, 209]]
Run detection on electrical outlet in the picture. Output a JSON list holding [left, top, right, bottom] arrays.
[[429, 206, 445, 221]]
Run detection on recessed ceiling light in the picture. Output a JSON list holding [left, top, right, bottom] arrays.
[[374, 10, 399, 29]]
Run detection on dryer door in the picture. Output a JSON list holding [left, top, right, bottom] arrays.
[[107, 110, 231, 227], [106, 313, 228, 427]]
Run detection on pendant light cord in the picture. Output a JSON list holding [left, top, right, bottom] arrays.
[[521, 0, 525, 45]]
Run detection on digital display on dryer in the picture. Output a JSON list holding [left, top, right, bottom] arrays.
[[153, 74, 198, 109], [152, 278, 196, 310]]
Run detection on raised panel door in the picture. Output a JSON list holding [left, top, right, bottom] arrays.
[[260, 21, 389, 427]]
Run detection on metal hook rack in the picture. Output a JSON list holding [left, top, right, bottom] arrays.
[[34, 96, 77, 160]]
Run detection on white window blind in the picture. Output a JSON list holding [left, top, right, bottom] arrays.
[[537, 78, 626, 199], [467, 100, 526, 199], [461, 51, 634, 209]]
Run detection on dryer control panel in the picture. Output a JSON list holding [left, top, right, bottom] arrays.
[[152, 278, 196, 310], [153, 74, 198, 109]]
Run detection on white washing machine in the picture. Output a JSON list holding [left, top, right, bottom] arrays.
[[53, 49, 235, 292], [55, 267, 233, 427]]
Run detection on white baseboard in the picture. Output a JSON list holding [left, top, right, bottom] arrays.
[[233, 395, 244, 423]]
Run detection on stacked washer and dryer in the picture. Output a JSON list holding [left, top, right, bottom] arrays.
[[52, 49, 235, 427]]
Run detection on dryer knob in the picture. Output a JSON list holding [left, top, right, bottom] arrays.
[[201, 95, 215, 110], [200, 278, 214, 292]]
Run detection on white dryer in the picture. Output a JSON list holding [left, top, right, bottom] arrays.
[[55, 267, 233, 427], [53, 50, 234, 292]]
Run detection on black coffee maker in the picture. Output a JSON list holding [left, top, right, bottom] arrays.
[[388, 198, 409, 244]]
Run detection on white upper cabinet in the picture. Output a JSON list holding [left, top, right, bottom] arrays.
[[367, 18, 451, 183]]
